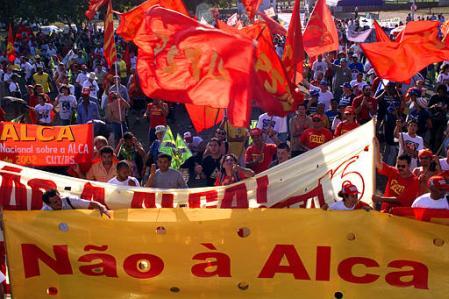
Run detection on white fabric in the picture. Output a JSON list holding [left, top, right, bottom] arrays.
[[412, 194, 449, 209], [318, 91, 334, 111], [439, 158, 449, 171], [76, 72, 88, 86], [82, 80, 99, 99], [57, 95, 77, 120], [41, 196, 91, 210], [34, 103, 54, 124], [108, 176, 141, 187], [397, 133, 424, 170], [328, 200, 355, 210]]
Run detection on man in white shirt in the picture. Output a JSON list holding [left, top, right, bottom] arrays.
[[20, 56, 35, 83], [42, 189, 111, 217], [412, 176, 449, 209], [108, 160, 140, 186], [318, 80, 334, 111], [82, 72, 100, 99], [75, 65, 89, 87], [395, 119, 424, 170], [256, 112, 288, 143], [312, 55, 328, 79]]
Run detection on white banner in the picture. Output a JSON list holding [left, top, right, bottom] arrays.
[[346, 28, 373, 43], [0, 121, 375, 210]]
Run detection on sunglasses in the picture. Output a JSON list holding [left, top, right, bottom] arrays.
[[396, 164, 407, 169]]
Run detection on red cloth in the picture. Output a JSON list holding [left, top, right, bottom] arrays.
[[442, 20, 449, 47], [146, 103, 167, 128], [373, 20, 390, 42], [116, 0, 189, 41], [245, 143, 277, 174], [7, 24, 15, 63], [300, 128, 333, 149], [361, 21, 449, 82], [134, 7, 255, 128], [241, 0, 262, 20], [282, 0, 305, 84], [185, 104, 223, 133], [334, 121, 359, 137], [352, 95, 377, 124], [85, 0, 109, 20], [257, 12, 287, 35], [303, 0, 339, 58], [378, 162, 420, 212], [103, 0, 117, 68]]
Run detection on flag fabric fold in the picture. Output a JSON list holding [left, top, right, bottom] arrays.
[[134, 7, 255, 127], [373, 20, 390, 42], [256, 12, 287, 35], [241, 0, 262, 20], [303, 0, 339, 58], [103, 0, 117, 68], [85, 0, 109, 20], [159, 126, 192, 169], [282, 0, 305, 84], [361, 21, 449, 82], [185, 104, 224, 133], [7, 24, 15, 63], [116, 0, 189, 41], [346, 28, 372, 43]]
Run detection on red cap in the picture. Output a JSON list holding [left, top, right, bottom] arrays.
[[341, 183, 360, 195], [249, 128, 263, 136], [311, 113, 324, 121], [344, 107, 355, 114], [427, 176, 449, 190], [418, 148, 433, 159]]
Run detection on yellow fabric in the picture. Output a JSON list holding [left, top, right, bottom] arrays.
[[4, 209, 449, 298], [32, 73, 51, 93]]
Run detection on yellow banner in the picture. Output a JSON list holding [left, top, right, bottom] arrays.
[[4, 209, 449, 298]]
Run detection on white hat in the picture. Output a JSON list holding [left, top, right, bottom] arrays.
[[88, 72, 97, 80], [183, 131, 192, 138], [155, 125, 166, 135]]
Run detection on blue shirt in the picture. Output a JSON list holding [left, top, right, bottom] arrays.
[[77, 100, 100, 124]]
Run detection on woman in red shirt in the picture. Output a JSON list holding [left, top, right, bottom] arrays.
[[334, 106, 359, 137], [215, 154, 255, 186]]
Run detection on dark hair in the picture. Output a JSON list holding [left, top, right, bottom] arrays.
[[37, 93, 46, 101], [397, 154, 411, 165], [42, 189, 59, 205], [100, 146, 114, 155], [117, 160, 130, 171], [277, 142, 290, 151], [436, 84, 447, 94], [221, 153, 238, 169], [158, 153, 172, 161], [123, 132, 134, 140], [59, 85, 70, 94]]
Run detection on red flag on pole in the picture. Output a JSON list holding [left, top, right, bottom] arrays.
[[185, 104, 224, 133], [6, 24, 15, 63], [103, 0, 117, 68], [373, 20, 390, 42], [361, 21, 449, 82], [241, 0, 262, 20], [282, 0, 305, 84], [134, 7, 255, 128], [442, 20, 449, 47], [303, 0, 339, 58], [257, 12, 287, 35], [85, 0, 108, 20], [116, 0, 189, 42]]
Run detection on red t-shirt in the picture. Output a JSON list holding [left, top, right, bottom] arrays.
[[334, 121, 359, 137], [300, 128, 333, 149], [378, 162, 419, 211], [147, 103, 167, 128], [352, 95, 377, 123], [245, 143, 277, 174]]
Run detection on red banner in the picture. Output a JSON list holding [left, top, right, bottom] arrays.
[[0, 123, 93, 166], [85, 0, 108, 20]]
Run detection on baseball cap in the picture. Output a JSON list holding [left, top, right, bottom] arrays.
[[320, 80, 329, 86], [155, 125, 166, 135], [344, 107, 355, 114], [310, 90, 320, 97], [249, 128, 263, 136], [183, 131, 192, 138], [341, 82, 352, 89], [341, 183, 360, 195], [418, 148, 433, 159], [427, 176, 449, 190]]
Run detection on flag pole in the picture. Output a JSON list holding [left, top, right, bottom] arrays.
[[114, 60, 124, 138]]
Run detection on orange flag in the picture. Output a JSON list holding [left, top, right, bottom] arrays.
[[257, 11, 287, 35], [6, 24, 15, 63], [185, 104, 224, 133], [241, 0, 262, 20], [361, 21, 449, 82], [85, 0, 109, 20], [103, 0, 117, 68], [135, 7, 255, 128], [442, 20, 449, 47], [282, 0, 305, 84], [373, 20, 390, 42], [303, 0, 339, 58], [116, 0, 189, 41]]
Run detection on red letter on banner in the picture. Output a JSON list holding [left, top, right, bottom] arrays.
[[131, 192, 156, 208], [385, 260, 429, 289], [188, 190, 218, 208], [258, 244, 310, 279], [80, 183, 107, 208], [0, 166, 28, 210], [221, 183, 248, 208], [22, 244, 73, 278], [27, 179, 57, 210], [338, 257, 380, 284]]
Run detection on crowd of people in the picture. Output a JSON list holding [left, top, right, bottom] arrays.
[[1, 9, 449, 214]]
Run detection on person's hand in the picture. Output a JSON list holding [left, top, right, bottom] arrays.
[[232, 164, 241, 173], [99, 205, 111, 218], [119, 138, 125, 145], [150, 164, 156, 176], [194, 163, 203, 175], [395, 119, 402, 127], [128, 180, 137, 187], [321, 203, 329, 210]]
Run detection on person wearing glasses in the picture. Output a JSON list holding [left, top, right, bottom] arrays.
[[372, 138, 420, 212], [215, 154, 255, 186], [298, 113, 333, 152], [412, 148, 440, 195]]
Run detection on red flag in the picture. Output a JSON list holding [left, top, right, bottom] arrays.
[[442, 20, 449, 47], [185, 104, 224, 133], [257, 12, 287, 35], [361, 21, 449, 82], [85, 0, 108, 20], [241, 0, 262, 20], [303, 0, 339, 57], [373, 20, 390, 42], [123, 44, 131, 73], [135, 7, 255, 127], [282, 0, 305, 84], [6, 24, 15, 63], [116, 0, 189, 42], [242, 22, 303, 116], [103, 0, 117, 68]]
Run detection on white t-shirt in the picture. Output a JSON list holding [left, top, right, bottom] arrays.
[[34, 103, 54, 124], [108, 176, 140, 187], [57, 95, 77, 120], [312, 60, 328, 76], [41, 196, 91, 210], [439, 158, 449, 171], [328, 200, 355, 211], [397, 132, 424, 170], [76, 72, 88, 86], [318, 91, 334, 111], [437, 73, 449, 84], [82, 80, 100, 99], [412, 194, 449, 209], [257, 113, 288, 144]]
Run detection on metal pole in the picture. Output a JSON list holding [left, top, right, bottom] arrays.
[[114, 62, 124, 138]]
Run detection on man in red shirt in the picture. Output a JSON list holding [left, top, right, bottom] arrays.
[[373, 138, 420, 212], [352, 85, 377, 124], [299, 113, 333, 151], [245, 128, 277, 174], [144, 99, 169, 143], [334, 106, 359, 137]]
